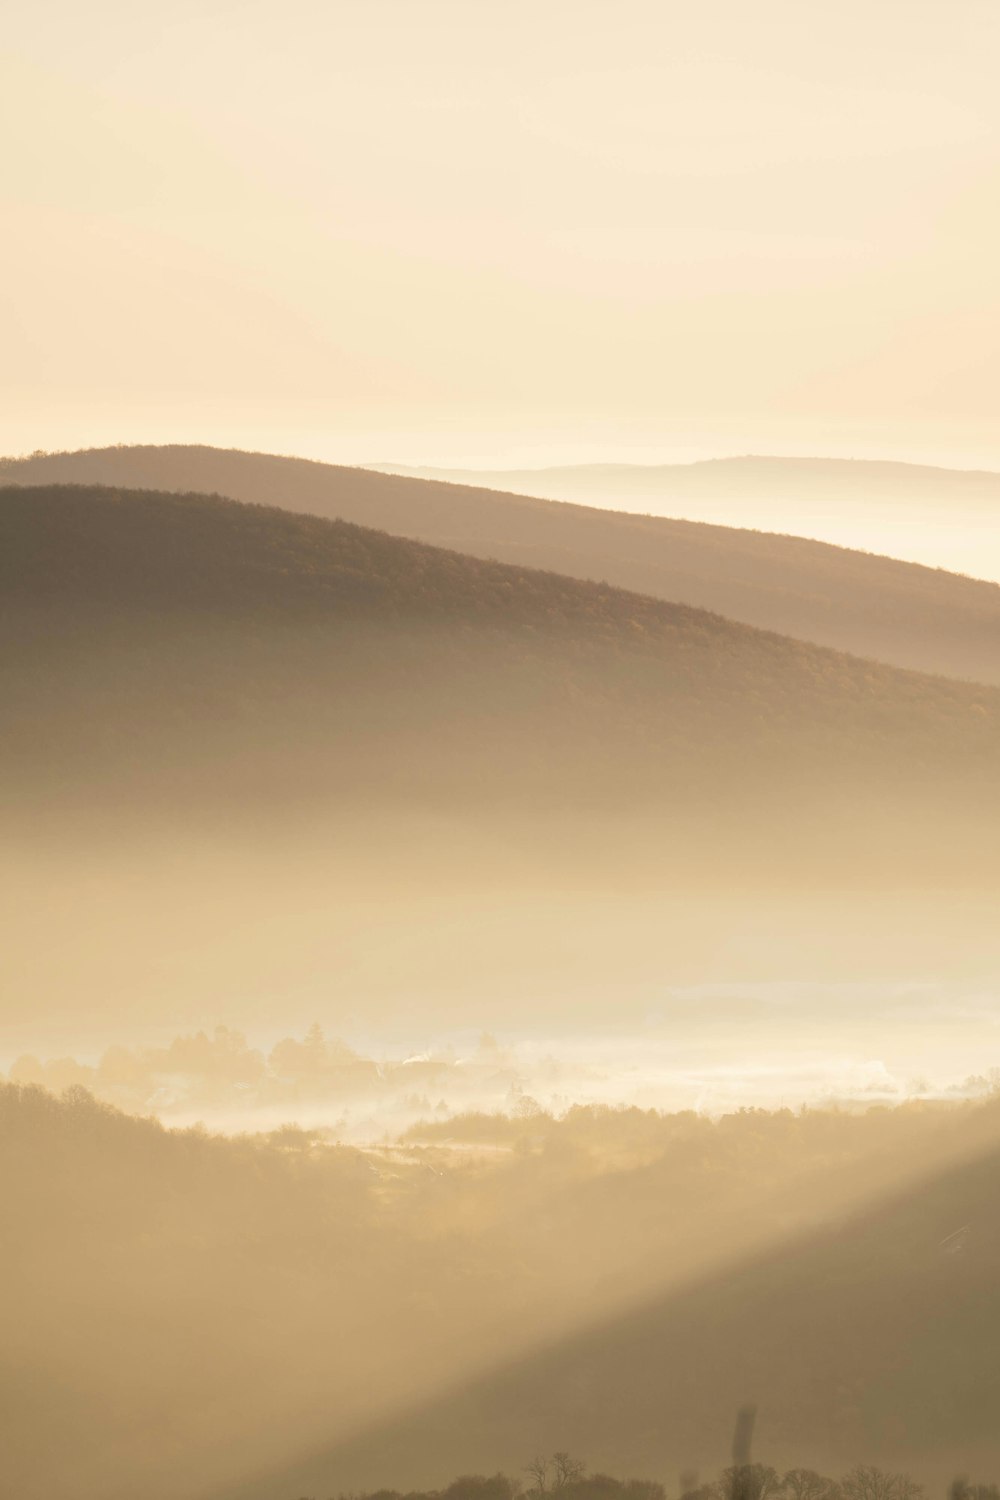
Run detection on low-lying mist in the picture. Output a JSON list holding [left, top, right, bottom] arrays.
[[4, 818, 999, 1058], [9, 1011, 1000, 1143]]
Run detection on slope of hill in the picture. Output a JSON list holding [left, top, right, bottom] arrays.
[[374, 456, 1000, 587], [5, 481, 999, 1045], [8, 1081, 1000, 1500], [218, 1120, 1000, 1499], [3, 481, 998, 792], [2, 481, 1000, 921], [3, 446, 1000, 685]]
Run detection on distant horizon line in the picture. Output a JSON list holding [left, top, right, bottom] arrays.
[[368, 452, 1000, 480], [5, 438, 1000, 481]]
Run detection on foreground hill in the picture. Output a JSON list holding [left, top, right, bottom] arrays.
[[3, 446, 1000, 685], [376, 455, 1000, 587], [220, 1119, 1000, 1499], [7, 1081, 1000, 1500]]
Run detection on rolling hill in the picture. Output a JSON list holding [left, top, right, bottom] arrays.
[[2, 480, 999, 904], [3, 446, 1000, 686], [3, 482, 998, 792], [6, 480, 999, 1045], [374, 455, 1000, 587]]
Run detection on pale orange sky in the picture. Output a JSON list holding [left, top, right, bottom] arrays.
[[3, 0, 999, 469]]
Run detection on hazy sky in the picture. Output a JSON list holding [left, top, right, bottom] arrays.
[[3, 0, 999, 468]]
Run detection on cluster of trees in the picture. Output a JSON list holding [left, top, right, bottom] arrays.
[[313, 1458, 1000, 1500], [5, 1024, 519, 1118], [403, 1091, 1000, 1170], [683, 1462, 921, 1500], [331, 1461, 664, 1500]]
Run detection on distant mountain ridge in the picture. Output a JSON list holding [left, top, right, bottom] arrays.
[[379, 453, 1000, 502], [372, 454, 1000, 583], [3, 445, 999, 686]]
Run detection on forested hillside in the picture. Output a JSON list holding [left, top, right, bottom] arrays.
[[3, 483, 998, 864], [5, 480, 997, 1046], [225, 1118, 1000, 1500], [6, 1081, 1000, 1500], [3, 446, 1000, 685]]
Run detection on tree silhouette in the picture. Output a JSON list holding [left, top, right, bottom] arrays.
[[783, 1470, 841, 1500], [841, 1467, 923, 1500]]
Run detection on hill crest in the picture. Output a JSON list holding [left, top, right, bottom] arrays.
[[3, 444, 998, 686]]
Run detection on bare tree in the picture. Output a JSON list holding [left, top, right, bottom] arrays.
[[552, 1455, 586, 1489], [525, 1459, 549, 1494], [783, 1471, 840, 1500], [841, 1467, 923, 1500]]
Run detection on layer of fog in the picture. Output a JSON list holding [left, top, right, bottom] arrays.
[[9, 983, 1000, 1142], [379, 464, 1000, 585]]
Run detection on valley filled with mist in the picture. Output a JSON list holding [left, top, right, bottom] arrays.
[[1, 450, 999, 1499], [372, 457, 1000, 586], [5, 3, 1000, 1495]]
